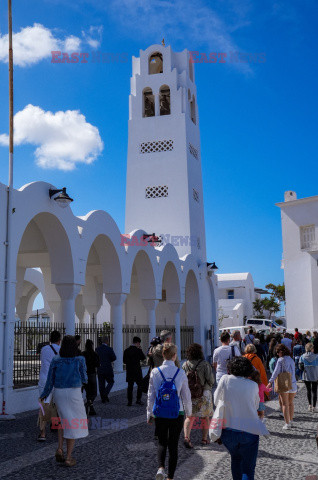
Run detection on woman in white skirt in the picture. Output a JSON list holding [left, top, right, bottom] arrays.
[[182, 343, 214, 447], [40, 335, 88, 467]]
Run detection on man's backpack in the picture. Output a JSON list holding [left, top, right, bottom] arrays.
[[153, 368, 180, 419], [186, 360, 204, 399]]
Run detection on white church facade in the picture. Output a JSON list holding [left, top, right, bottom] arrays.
[[0, 44, 218, 414], [277, 190, 318, 331]]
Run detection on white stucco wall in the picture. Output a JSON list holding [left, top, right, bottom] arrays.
[[278, 193, 318, 330]]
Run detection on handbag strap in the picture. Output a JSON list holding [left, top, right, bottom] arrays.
[[49, 344, 57, 355]]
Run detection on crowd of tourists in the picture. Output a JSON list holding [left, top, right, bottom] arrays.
[[37, 326, 318, 478]]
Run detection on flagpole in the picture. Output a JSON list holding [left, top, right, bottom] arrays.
[[8, 0, 13, 186], [1, 0, 15, 419]]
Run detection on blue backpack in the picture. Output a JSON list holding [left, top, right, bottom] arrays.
[[153, 367, 180, 419]]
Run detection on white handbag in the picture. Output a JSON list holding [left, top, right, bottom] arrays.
[[209, 399, 225, 442]]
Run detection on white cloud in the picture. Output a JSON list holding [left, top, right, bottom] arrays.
[[82, 26, 103, 49], [0, 23, 102, 67], [0, 104, 104, 171], [64, 35, 82, 52]]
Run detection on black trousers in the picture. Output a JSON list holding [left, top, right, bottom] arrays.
[[304, 381, 318, 407], [127, 379, 142, 404], [84, 373, 97, 403], [155, 415, 184, 479], [98, 372, 114, 400]]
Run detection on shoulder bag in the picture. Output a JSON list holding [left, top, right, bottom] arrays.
[[274, 357, 292, 393]]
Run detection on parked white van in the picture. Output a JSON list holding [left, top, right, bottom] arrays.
[[246, 319, 282, 332]]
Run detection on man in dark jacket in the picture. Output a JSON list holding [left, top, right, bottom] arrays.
[[123, 336, 146, 406], [95, 336, 116, 403]]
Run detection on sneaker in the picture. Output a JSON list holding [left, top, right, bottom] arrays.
[[282, 423, 291, 430], [155, 467, 166, 480], [289, 420, 293, 427], [313, 406, 318, 413], [308, 405, 313, 412], [37, 434, 46, 442]]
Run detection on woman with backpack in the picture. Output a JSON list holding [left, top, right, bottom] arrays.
[[182, 343, 214, 448], [147, 343, 192, 480]]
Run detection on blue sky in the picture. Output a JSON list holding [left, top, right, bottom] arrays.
[[0, 0, 317, 292]]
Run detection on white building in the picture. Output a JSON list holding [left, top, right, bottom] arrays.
[[217, 272, 256, 327], [0, 43, 218, 414], [277, 190, 318, 331]]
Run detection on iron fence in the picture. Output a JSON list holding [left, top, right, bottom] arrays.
[[14, 321, 65, 388], [13, 322, 194, 388]]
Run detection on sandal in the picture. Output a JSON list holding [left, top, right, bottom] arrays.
[[184, 437, 193, 449], [65, 458, 76, 467], [201, 438, 211, 445], [55, 448, 65, 463]]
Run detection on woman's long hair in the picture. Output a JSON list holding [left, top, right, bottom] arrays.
[[59, 335, 80, 358]]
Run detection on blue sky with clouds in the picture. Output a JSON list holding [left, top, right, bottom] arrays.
[[0, 0, 317, 291]]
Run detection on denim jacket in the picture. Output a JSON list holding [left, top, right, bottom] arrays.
[[40, 355, 88, 399]]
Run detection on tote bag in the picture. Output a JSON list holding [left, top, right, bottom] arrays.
[[209, 399, 225, 442], [274, 358, 292, 393]]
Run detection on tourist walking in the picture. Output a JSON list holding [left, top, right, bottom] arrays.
[[243, 344, 268, 388], [96, 336, 116, 403], [299, 342, 318, 412], [147, 344, 192, 480], [230, 330, 246, 355], [213, 357, 269, 480], [147, 336, 161, 370], [267, 344, 297, 430], [182, 343, 214, 447], [40, 335, 88, 467], [123, 336, 146, 406], [293, 338, 305, 380], [281, 332, 293, 352], [152, 330, 180, 368], [213, 331, 240, 384], [250, 369, 271, 421], [82, 339, 100, 415], [37, 330, 61, 441], [244, 328, 255, 345], [254, 338, 266, 364]]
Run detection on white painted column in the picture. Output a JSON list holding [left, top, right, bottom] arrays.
[[142, 299, 159, 342], [105, 293, 127, 373], [47, 300, 62, 324], [55, 284, 81, 335], [155, 93, 160, 116], [168, 303, 183, 357]]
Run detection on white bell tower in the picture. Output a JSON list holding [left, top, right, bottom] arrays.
[[125, 44, 207, 264]]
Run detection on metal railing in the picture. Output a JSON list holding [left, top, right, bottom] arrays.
[[13, 322, 194, 388]]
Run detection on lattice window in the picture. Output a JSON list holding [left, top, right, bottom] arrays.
[[193, 188, 199, 202], [146, 185, 168, 198], [300, 225, 315, 249], [140, 139, 173, 154], [189, 143, 198, 159]]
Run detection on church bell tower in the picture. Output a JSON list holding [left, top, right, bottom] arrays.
[[125, 44, 207, 264]]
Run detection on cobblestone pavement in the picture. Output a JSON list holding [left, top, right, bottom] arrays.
[[0, 384, 317, 479]]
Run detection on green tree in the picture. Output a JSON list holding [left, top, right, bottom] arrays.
[[261, 297, 280, 319], [265, 283, 285, 302], [253, 298, 264, 318]]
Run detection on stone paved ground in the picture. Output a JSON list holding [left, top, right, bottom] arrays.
[[0, 384, 317, 479]]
